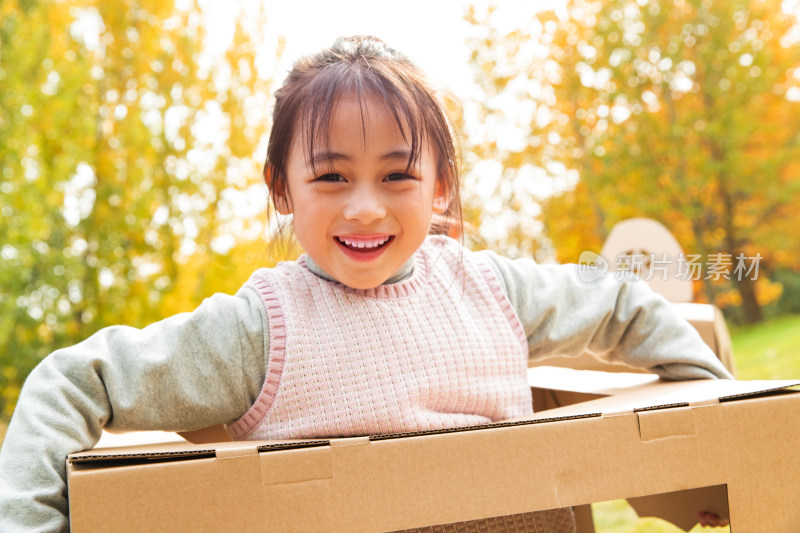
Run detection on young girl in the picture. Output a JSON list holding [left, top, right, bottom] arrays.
[[0, 35, 732, 532]]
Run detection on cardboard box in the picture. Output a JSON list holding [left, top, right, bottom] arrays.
[[68, 368, 800, 532]]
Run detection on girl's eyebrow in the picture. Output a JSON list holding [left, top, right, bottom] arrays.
[[379, 148, 413, 161], [311, 148, 412, 165]]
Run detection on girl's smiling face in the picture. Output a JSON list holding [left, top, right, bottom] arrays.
[[278, 93, 447, 289]]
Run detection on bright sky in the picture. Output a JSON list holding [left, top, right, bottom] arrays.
[[259, 0, 477, 96]]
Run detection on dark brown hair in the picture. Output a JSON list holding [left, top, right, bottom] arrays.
[[264, 35, 462, 236]]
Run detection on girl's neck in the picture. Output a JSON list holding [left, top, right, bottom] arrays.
[[304, 254, 416, 286]]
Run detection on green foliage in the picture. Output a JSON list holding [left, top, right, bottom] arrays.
[[730, 313, 800, 379], [766, 269, 800, 317], [593, 499, 729, 532], [464, 0, 800, 322], [0, 0, 279, 420]]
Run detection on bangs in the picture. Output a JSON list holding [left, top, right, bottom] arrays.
[[296, 65, 426, 177]]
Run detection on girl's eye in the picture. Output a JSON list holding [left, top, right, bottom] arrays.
[[384, 172, 416, 182], [314, 173, 345, 183]]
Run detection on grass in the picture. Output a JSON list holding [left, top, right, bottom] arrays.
[[728, 314, 800, 380], [1, 314, 798, 531]]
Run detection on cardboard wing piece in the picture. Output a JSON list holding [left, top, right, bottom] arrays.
[[71, 368, 800, 533], [531, 218, 736, 375], [599, 217, 693, 303]]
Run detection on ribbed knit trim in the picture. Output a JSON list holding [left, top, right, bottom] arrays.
[[227, 275, 287, 440], [296, 252, 430, 299], [476, 258, 529, 353]]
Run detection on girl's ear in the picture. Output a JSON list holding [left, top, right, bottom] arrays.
[[432, 181, 450, 214], [265, 164, 293, 215]]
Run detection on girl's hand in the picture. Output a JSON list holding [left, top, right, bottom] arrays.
[[698, 511, 730, 528]]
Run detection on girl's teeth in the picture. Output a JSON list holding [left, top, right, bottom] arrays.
[[339, 237, 389, 249]]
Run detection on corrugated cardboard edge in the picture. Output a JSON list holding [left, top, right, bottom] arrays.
[[69, 379, 800, 466], [70, 417, 603, 465], [69, 438, 330, 464], [529, 372, 800, 420]]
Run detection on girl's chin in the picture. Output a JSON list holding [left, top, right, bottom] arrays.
[[330, 263, 399, 290]]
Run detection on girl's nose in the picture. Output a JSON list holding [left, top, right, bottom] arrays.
[[343, 186, 387, 223]]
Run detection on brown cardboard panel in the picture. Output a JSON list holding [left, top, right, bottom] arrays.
[[69, 454, 264, 532], [719, 394, 800, 531], [627, 485, 729, 531], [573, 505, 595, 533], [178, 424, 232, 443], [260, 444, 333, 485], [531, 387, 606, 413], [637, 406, 696, 442], [68, 374, 800, 532]]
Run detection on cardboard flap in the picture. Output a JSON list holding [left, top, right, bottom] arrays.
[[637, 406, 696, 442], [69, 440, 217, 464], [69, 438, 330, 465], [261, 445, 333, 485], [528, 367, 800, 419]]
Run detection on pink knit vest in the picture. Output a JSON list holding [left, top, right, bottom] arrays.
[[227, 236, 532, 440]]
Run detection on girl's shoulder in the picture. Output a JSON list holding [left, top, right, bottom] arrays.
[[246, 256, 310, 281], [420, 234, 469, 258], [419, 235, 506, 286], [421, 234, 509, 272]]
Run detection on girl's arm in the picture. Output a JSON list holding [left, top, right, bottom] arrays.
[[478, 250, 733, 380], [0, 287, 268, 532]]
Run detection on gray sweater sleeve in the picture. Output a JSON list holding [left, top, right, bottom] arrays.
[[477, 249, 734, 380], [0, 286, 269, 532]]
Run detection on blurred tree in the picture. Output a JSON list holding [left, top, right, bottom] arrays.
[[464, 0, 800, 323], [0, 0, 280, 419]]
